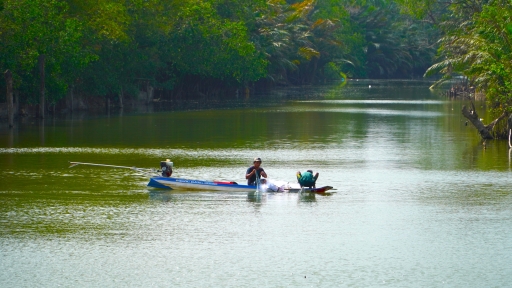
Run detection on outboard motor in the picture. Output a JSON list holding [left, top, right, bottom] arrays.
[[160, 159, 173, 177]]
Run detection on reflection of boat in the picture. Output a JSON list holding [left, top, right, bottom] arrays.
[[148, 177, 257, 192]]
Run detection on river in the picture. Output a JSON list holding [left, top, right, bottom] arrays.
[[1, 80, 511, 287]]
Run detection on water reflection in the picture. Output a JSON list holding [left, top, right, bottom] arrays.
[[38, 118, 45, 146], [148, 190, 175, 202], [146, 189, 320, 205], [510, 148, 512, 170], [1, 81, 512, 287], [7, 125, 14, 148], [246, 190, 318, 204], [247, 191, 266, 203], [298, 191, 316, 202]]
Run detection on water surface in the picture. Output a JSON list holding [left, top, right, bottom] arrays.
[[1, 80, 511, 287]]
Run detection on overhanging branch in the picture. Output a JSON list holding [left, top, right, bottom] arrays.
[[461, 101, 507, 140]]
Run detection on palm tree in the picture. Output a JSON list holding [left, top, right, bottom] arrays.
[[425, 0, 512, 138]]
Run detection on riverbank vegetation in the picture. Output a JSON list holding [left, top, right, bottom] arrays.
[[1, 0, 512, 140], [399, 0, 512, 138], [0, 0, 437, 113]]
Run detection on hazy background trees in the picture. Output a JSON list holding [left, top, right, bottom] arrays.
[[1, 0, 509, 116]]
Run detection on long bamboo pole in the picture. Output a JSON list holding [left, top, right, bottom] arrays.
[[69, 161, 139, 169], [69, 162, 159, 178]]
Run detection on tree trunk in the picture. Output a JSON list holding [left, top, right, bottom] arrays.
[[38, 54, 45, 119], [5, 70, 14, 128], [14, 90, 19, 116], [509, 128, 511, 149], [462, 101, 507, 139], [245, 86, 250, 100], [146, 82, 154, 104], [309, 57, 318, 84], [119, 87, 124, 108], [69, 84, 74, 112], [508, 115, 512, 148]]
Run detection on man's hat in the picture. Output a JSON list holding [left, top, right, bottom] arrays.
[[253, 157, 262, 162]]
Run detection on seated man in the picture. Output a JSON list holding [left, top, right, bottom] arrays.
[[160, 159, 173, 177], [296, 170, 319, 188]]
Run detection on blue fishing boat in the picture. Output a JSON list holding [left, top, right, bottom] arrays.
[[147, 176, 257, 191], [69, 161, 334, 193], [148, 176, 333, 193]]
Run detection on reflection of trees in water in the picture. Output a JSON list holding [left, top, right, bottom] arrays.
[[39, 119, 45, 146], [148, 191, 175, 203]]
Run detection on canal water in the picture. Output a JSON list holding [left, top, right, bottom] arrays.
[[1, 80, 511, 287]]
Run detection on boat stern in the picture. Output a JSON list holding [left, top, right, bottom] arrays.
[[147, 177, 172, 189]]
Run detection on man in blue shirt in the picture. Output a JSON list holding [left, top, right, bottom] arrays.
[[246, 157, 268, 186]]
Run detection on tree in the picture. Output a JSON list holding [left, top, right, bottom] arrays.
[[422, 0, 512, 138], [0, 0, 95, 106]]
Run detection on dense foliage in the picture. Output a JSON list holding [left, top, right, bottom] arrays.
[[0, 0, 438, 106], [400, 0, 512, 136]]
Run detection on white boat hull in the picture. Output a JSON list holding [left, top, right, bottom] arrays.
[[148, 177, 257, 192], [148, 177, 333, 193]]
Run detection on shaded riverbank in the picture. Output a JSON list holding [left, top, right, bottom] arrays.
[[0, 79, 436, 119]]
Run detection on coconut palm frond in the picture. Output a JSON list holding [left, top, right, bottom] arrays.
[[298, 46, 320, 60], [429, 74, 453, 89], [424, 59, 452, 77]]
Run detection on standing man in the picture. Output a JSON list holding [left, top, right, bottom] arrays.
[[246, 157, 267, 186]]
